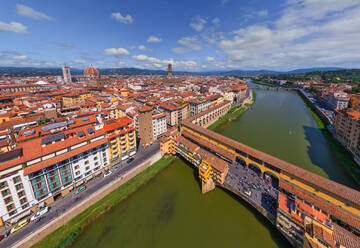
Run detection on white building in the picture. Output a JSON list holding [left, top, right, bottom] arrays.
[[0, 124, 109, 224], [152, 112, 167, 140]]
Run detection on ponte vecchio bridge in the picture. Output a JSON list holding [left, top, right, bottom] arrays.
[[162, 99, 360, 248]]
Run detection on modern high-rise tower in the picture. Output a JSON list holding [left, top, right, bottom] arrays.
[[62, 65, 72, 83], [167, 64, 173, 78]]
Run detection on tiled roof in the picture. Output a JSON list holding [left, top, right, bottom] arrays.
[[279, 179, 360, 230], [181, 120, 360, 208], [333, 223, 360, 248], [103, 116, 133, 132], [0, 124, 105, 172], [23, 138, 106, 175]]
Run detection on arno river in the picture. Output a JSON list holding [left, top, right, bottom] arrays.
[[70, 83, 357, 248]]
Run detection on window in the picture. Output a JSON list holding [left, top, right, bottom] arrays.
[[85, 160, 89, 165], [22, 203, 29, 209], [0, 181, 8, 190], [13, 176, 21, 184], [94, 162, 99, 166], [15, 183, 24, 191], [1, 189, 10, 197], [103, 152, 107, 157], [4, 196, 12, 205], [85, 166, 90, 171], [8, 210, 17, 216], [75, 171, 80, 176], [17, 190, 25, 198], [94, 156, 98, 161], [6, 203, 15, 211], [20, 197, 27, 205], [74, 165, 79, 170]]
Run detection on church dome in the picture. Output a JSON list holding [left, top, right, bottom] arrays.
[[84, 64, 99, 76]]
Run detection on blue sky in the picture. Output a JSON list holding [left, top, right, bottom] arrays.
[[0, 0, 360, 71]]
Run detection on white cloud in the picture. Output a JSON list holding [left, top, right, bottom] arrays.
[[111, 12, 134, 24], [220, 0, 229, 6], [13, 55, 28, 60], [62, 43, 73, 48], [138, 45, 146, 51], [117, 61, 126, 67], [73, 59, 86, 64], [147, 35, 162, 43], [132, 54, 197, 70], [212, 17, 221, 25], [103, 48, 129, 56], [0, 21, 27, 33], [172, 36, 202, 54], [217, 0, 360, 70], [258, 10, 268, 17], [0, 50, 61, 67], [132, 54, 160, 63], [16, 4, 53, 21], [206, 56, 216, 62], [190, 16, 207, 32]]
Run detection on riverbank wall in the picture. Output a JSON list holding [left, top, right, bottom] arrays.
[[297, 89, 360, 187], [26, 151, 164, 248], [207, 89, 254, 131], [296, 89, 332, 126]]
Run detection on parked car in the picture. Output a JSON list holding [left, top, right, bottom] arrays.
[[104, 170, 112, 177], [74, 185, 86, 195], [127, 157, 134, 164], [10, 219, 29, 234], [30, 206, 49, 222]]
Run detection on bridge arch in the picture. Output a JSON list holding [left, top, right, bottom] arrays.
[[248, 163, 262, 176], [263, 171, 279, 188], [235, 156, 246, 167]]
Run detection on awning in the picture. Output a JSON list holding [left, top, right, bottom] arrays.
[[10, 209, 32, 224], [129, 151, 136, 156]]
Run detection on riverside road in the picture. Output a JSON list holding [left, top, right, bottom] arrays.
[[0, 143, 160, 248]]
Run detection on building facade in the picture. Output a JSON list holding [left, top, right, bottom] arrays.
[[103, 117, 136, 163], [0, 123, 109, 225], [159, 102, 189, 126], [152, 112, 167, 140], [138, 106, 153, 146], [334, 109, 360, 163]]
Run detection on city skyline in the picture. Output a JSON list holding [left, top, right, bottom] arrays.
[[0, 0, 360, 71]]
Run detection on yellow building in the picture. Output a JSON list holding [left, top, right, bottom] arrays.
[[159, 127, 180, 156], [198, 161, 212, 183], [104, 117, 137, 164], [303, 220, 335, 248], [108, 107, 123, 119], [62, 92, 92, 106]]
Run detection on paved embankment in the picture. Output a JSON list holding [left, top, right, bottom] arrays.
[[11, 151, 162, 248]]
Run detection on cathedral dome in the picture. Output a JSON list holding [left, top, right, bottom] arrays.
[[84, 64, 99, 77]]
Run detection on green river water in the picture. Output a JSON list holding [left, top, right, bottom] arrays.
[[70, 84, 357, 248]]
